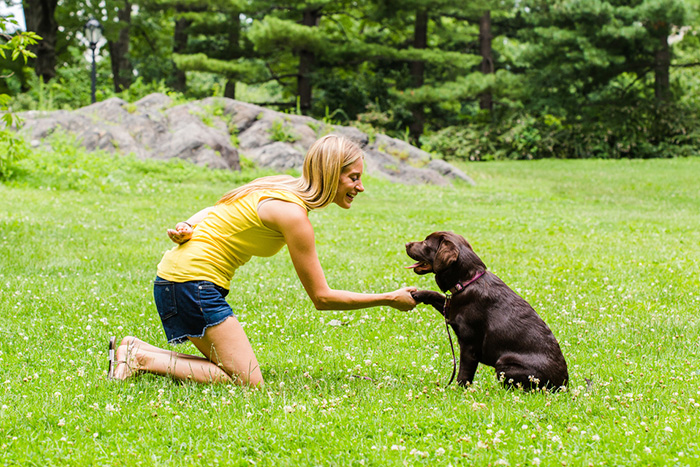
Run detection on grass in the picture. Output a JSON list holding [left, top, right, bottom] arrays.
[[1, 142, 699, 465]]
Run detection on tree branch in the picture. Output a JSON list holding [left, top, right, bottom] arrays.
[[671, 62, 700, 68]]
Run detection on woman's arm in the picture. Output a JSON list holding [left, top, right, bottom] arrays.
[[258, 200, 416, 311], [167, 206, 215, 244]]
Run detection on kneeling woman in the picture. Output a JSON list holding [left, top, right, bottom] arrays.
[[109, 135, 416, 386]]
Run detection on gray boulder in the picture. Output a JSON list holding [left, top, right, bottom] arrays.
[[16, 93, 475, 185]]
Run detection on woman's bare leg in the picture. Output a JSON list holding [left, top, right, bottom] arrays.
[[188, 316, 264, 387], [112, 317, 263, 386], [113, 340, 232, 383], [119, 336, 209, 361]]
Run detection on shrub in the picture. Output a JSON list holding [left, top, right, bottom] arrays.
[[422, 101, 700, 161]]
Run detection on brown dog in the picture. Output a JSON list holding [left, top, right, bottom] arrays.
[[406, 231, 568, 390]]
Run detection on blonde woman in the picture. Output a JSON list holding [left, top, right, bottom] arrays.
[[109, 135, 417, 386]]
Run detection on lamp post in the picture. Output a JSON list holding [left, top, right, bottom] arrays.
[[84, 18, 103, 104]]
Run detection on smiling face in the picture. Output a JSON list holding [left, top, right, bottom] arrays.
[[333, 158, 364, 209]]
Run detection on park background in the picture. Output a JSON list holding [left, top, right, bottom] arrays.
[[1, 1, 700, 466]]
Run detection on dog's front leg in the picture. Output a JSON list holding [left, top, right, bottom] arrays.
[[456, 346, 479, 386], [411, 290, 446, 316]]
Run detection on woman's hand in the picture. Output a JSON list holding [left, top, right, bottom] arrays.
[[390, 286, 418, 311], [167, 222, 193, 244]]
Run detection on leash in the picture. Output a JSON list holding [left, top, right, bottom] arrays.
[[442, 292, 457, 386], [441, 271, 485, 387]]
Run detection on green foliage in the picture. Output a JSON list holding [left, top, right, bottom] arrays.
[[0, 14, 39, 178], [268, 118, 299, 143], [6, 0, 700, 160], [0, 117, 29, 180], [423, 100, 700, 160]]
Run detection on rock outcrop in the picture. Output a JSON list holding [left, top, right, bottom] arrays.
[[17, 93, 475, 186]]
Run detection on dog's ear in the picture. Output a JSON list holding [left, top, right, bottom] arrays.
[[434, 238, 459, 272]]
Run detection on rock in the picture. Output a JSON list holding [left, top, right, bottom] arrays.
[[15, 94, 475, 185], [426, 159, 476, 185]]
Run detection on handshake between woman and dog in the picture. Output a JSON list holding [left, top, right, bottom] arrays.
[[406, 231, 568, 391]]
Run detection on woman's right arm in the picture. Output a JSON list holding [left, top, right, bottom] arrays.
[[167, 206, 215, 244], [259, 200, 416, 312]]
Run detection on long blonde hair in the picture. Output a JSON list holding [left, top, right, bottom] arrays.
[[218, 134, 364, 210]]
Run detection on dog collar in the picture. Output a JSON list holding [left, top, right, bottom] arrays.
[[447, 271, 485, 296]]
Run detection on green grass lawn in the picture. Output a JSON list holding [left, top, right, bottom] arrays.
[[1, 144, 699, 466]]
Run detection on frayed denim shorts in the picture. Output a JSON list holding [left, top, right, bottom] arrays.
[[153, 276, 234, 344]]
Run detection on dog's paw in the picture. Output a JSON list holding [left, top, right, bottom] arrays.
[[410, 290, 432, 303], [411, 290, 446, 310]]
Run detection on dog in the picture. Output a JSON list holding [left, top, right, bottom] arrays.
[[406, 231, 568, 390]]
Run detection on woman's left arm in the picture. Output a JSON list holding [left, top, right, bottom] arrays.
[[259, 200, 416, 311], [167, 206, 215, 244]]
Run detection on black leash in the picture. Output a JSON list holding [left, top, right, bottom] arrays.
[[443, 292, 457, 387]]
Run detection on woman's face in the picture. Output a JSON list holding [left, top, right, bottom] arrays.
[[333, 158, 364, 209]]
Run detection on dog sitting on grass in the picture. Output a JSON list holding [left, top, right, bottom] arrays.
[[406, 231, 568, 391]]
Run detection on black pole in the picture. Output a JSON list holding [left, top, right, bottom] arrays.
[[90, 44, 97, 103]]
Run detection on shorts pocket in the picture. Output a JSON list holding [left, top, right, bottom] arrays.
[[196, 282, 223, 311], [154, 278, 177, 321]]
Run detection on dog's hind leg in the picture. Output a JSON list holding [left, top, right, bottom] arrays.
[[411, 290, 446, 315], [494, 354, 545, 390]]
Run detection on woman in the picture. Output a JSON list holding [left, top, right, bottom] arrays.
[[109, 135, 417, 386]]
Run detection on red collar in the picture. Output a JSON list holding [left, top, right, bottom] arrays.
[[447, 271, 485, 296]]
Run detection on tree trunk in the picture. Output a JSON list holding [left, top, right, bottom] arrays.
[[298, 8, 320, 114], [654, 33, 670, 103], [172, 12, 190, 92], [409, 9, 428, 147], [224, 11, 242, 100], [22, 0, 58, 82], [224, 80, 236, 99], [108, 0, 133, 93], [479, 10, 494, 112]]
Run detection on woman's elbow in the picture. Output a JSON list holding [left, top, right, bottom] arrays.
[[310, 292, 335, 310]]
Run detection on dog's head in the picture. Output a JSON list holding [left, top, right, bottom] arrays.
[[405, 231, 486, 285]]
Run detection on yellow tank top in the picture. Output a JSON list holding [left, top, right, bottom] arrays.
[[156, 189, 307, 289]]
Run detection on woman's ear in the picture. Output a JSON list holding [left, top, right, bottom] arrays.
[[434, 239, 459, 273]]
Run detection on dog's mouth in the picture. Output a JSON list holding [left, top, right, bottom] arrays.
[[405, 261, 433, 274]]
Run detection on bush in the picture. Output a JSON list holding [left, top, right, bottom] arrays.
[[422, 101, 700, 161]]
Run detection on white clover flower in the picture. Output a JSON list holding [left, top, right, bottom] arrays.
[[435, 447, 445, 456], [644, 447, 652, 454]]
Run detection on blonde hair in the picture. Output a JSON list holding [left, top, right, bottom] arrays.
[[218, 134, 364, 210]]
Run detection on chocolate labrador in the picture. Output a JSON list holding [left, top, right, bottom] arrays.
[[406, 231, 568, 390]]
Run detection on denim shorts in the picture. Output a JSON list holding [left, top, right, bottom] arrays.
[[153, 276, 234, 344]]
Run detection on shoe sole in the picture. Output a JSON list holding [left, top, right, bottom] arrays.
[[108, 336, 116, 379]]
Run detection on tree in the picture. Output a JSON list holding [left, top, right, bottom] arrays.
[[22, 0, 58, 82], [109, 0, 134, 92], [478, 10, 493, 111], [517, 0, 690, 112], [171, 0, 262, 99]]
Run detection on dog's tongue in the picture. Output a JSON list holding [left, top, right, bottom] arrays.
[[404, 262, 423, 269]]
